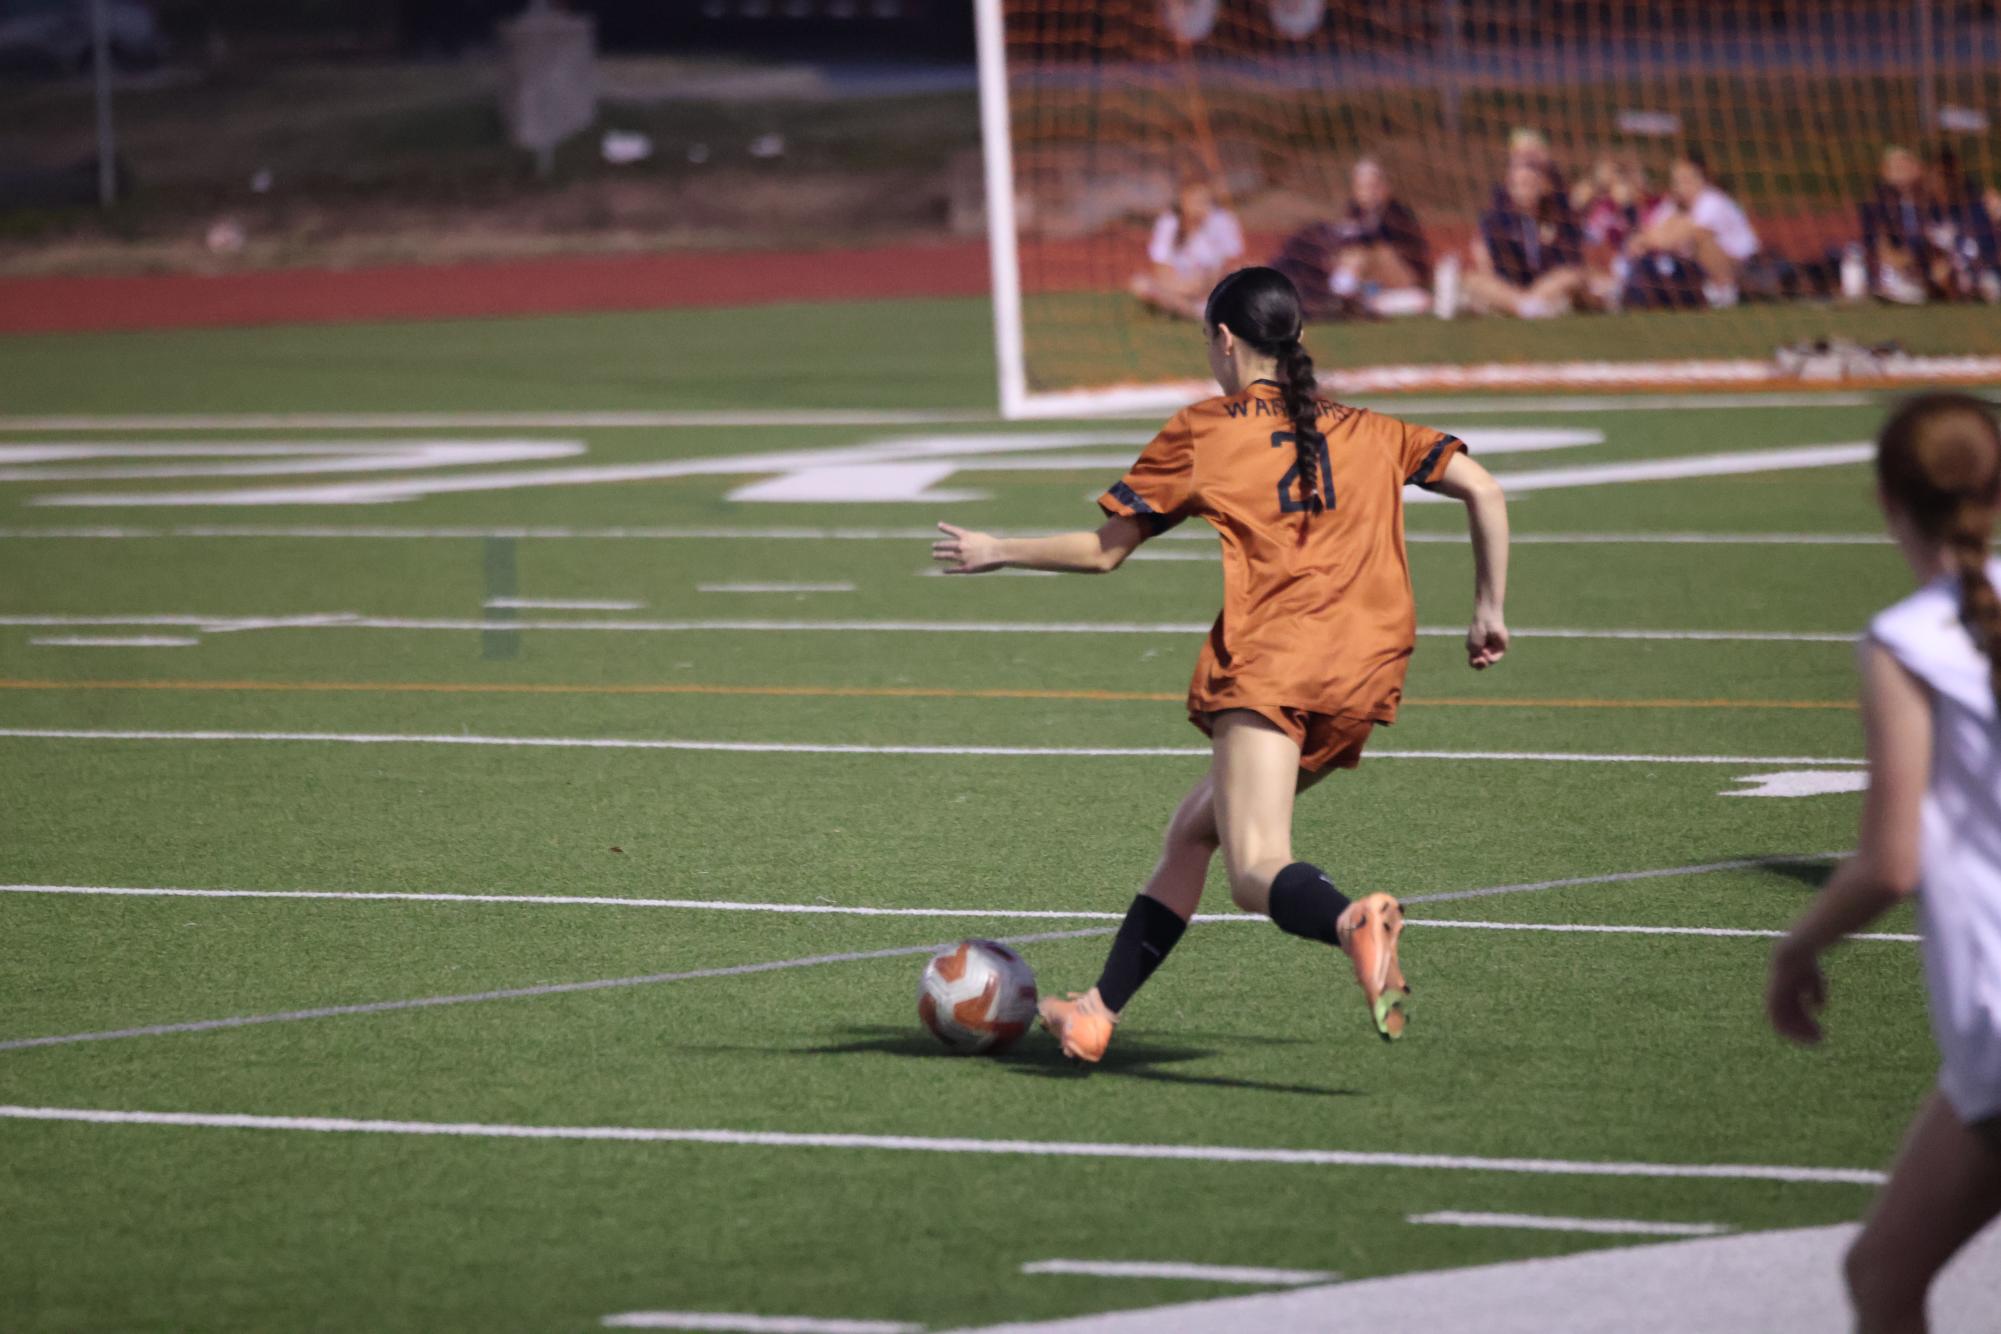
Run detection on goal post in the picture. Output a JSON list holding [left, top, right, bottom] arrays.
[[976, 0, 2001, 417]]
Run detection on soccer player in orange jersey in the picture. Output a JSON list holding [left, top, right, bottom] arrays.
[[932, 267, 1511, 1061]]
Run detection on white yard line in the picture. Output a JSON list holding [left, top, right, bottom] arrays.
[[27, 635, 199, 647], [696, 583, 857, 594], [484, 598, 644, 611], [1407, 1211, 1730, 1237], [0, 525, 1891, 546], [1020, 1260, 1334, 1285], [0, 439, 582, 483], [602, 1315, 922, 1333], [0, 928, 1107, 1054], [1401, 853, 1844, 905], [0, 884, 1911, 945], [0, 882, 1138, 917], [0, 728, 1867, 766], [1463, 443, 1871, 495], [2, 882, 1910, 944], [0, 1105, 1888, 1185], [0, 612, 1860, 643], [1406, 531, 1888, 546]]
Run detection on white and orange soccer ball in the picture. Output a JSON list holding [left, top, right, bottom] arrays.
[[917, 939, 1039, 1054]]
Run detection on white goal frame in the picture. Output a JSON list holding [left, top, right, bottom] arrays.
[[973, 0, 2001, 417]]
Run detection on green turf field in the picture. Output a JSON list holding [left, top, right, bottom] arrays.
[[0, 297, 1952, 1332]]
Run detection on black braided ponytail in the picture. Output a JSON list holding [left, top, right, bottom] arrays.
[[1205, 266, 1326, 513], [1876, 392, 2001, 708]]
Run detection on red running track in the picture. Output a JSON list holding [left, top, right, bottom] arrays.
[[0, 240, 995, 334]]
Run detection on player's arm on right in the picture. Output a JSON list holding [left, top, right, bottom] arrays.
[[1766, 640, 1931, 1044], [1415, 440, 1510, 670], [932, 411, 1196, 577]]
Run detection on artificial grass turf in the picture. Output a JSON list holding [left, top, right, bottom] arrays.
[[1024, 293, 2001, 393], [0, 298, 1952, 1332], [0, 294, 1965, 418]]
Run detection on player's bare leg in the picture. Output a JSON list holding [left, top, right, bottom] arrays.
[[1844, 1093, 2001, 1333], [1039, 774, 1219, 1062], [1460, 269, 1527, 317], [1524, 265, 1585, 314], [1210, 710, 1410, 1041]]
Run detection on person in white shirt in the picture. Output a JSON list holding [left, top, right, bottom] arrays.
[[1768, 393, 2001, 1333], [1132, 178, 1245, 320], [1626, 154, 1761, 307]]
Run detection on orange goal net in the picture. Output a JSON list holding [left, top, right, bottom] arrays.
[[974, 0, 2001, 413]]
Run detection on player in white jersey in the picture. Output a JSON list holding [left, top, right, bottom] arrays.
[[1768, 392, 2001, 1333]]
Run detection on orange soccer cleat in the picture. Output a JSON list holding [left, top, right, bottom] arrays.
[[1038, 987, 1117, 1063], [1338, 892, 1411, 1041]]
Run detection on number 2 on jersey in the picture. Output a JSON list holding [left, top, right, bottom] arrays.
[[1270, 430, 1334, 514]]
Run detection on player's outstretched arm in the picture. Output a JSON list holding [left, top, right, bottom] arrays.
[[1766, 640, 1931, 1045], [931, 516, 1148, 575], [1428, 451, 1510, 670]]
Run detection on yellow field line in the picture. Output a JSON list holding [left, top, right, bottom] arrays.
[[0, 679, 1857, 709]]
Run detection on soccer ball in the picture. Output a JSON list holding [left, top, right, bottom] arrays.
[[917, 939, 1039, 1054]]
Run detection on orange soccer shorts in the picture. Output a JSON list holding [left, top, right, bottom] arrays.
[[1191, 705, 1376, 773]]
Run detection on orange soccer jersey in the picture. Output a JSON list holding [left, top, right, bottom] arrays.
[[1097, 379, 1464, 729]]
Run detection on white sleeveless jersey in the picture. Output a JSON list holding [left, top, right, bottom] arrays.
[[1869, 559, 2001, 1122]]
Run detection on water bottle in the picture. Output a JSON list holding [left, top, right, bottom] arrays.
[[1840, 246, 1868, 301]]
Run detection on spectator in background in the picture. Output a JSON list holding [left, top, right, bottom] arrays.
[[1457, 162, 1585, 319], [1570, 155, 1655, 309], [1131, 177, 1244, 320], [1270, 158, 1432, 320], [1497, 127, 1570, 210], [1329, 157, 1432, 315], [1623, 153, 1760, 308], [1861, 146, 1955, 303], [1925, 144, 2001, 304]]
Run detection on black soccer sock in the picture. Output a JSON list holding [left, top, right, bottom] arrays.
[[1092, 894, 1190, 1014], [1267, 862, 1351, 947]]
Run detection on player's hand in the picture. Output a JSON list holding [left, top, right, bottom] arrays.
[[1766, 935, 1828, 1046], [1466, 610, 1509, 670], [932, 522, 1005, 575]]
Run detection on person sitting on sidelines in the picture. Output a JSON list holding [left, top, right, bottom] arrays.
[[1922, 144, 2001, 304], [1457, 162, 1585, 319], [1570, 155, 1655, 309], [1622, 152, 1761, 309], [1861, 145, 1960, 304], [1270, 157, 1432, 320], [1132, 176, 1245, 320], [1327, 157, 1432, 316]]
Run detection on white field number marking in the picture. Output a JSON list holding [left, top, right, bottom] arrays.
[[484, 597, 643, 611], [28, 635, 199, 647], [1407, 1211, 1730, 1237], [1020, 1260, 1335, 1285], [601, 1315, 922, 1333], [696, 583, 856, 594], [1722, 771, 1870, 798]]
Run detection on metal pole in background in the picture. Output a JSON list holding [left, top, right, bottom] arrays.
[[1441, 0, 1463, 139], [1914, 0, 1936, 133], [90, 0, 116, 207]]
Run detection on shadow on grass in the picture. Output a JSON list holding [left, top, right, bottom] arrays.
[[1752, 858, 1837, 892], [798, 1026, 1360, 1099]]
